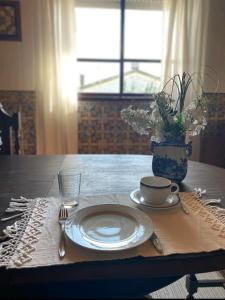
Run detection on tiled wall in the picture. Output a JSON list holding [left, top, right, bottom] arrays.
[[77, 94, 225, 156], [78, 99, 151, 154], [0, 91, 225, 161], [0, 92, 151, 155], [0, 91, 36, 154]]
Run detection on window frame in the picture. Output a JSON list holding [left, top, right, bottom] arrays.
[[77, 0, 162, 100]]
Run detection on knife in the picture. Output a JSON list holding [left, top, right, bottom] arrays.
[[151, 233, 163, 254]]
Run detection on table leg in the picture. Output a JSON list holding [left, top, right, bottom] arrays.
[[186, 274, 198, 299]]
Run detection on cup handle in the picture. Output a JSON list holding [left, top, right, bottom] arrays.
[[170, 182, 179, 194]]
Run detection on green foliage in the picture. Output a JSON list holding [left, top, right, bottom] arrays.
[[121, 71, 208, 143], [163, 114, 185, 141]]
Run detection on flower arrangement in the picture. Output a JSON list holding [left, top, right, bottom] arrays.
[[121, 72, 208, 144]]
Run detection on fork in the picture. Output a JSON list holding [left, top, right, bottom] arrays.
[[58, 205, 68, 259]]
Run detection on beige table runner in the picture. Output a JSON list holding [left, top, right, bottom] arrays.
[[7, 192, 225, 269]]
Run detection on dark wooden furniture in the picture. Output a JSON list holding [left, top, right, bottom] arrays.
[[0, 155, 225, 299], [200, 135, 225, 169], [0, 104, 20, 154], [186, 274, 225, 299]]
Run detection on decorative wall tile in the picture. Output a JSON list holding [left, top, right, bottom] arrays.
[[78, 99, 150, 154], [0, 91, 36, 154], [2, 92, 225, 156]]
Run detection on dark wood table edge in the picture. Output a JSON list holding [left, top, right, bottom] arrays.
[[0, 250, 223, 285]]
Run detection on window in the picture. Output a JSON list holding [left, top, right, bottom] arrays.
[[76, 0, 163, 97]]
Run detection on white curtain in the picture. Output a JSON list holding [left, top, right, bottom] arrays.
[[161, 0, 209, 160], [32, 0, 78, 154], [162, 0, 209, 84]]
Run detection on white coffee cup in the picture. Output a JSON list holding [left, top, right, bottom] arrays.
[[140, 176, 179, 206]]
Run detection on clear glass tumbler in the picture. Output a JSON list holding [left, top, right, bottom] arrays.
[[58, 169, 81, 208]]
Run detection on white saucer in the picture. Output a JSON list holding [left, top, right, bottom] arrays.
[[130, 189, 180, 209]]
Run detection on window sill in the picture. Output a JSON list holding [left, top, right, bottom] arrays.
[[78, 93, 155, 101]]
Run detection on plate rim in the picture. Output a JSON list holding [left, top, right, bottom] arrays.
[[65, 203, 154, 252], [130, 188, 180, 209]]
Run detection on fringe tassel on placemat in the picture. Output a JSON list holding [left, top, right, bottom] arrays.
[[205, 206, 225, 223], [202, 199, 222, 206], [0, 197, 48, 268], [191, 191, 225, 230], [198, 197, 225, 220], [180, 192, 225, 238]]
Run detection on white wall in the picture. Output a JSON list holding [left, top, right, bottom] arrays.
[[0, 0, 35, 90], [0, 0, 225, 92]]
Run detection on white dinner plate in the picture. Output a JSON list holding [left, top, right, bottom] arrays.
[[130, 189, 180, 209], [65, 204, 154, 251]]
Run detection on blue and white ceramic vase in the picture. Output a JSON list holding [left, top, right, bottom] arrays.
[[151, 140, 192, 182]]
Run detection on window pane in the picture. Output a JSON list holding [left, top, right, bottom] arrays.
[[78, 62, 119, 93], [76, 0, 120, 9], [76, 8, 120, 59], [125, 9, 163, 59], [124, 62, 161, 93], [126, 0, 162, 10]]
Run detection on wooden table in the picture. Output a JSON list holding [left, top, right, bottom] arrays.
[[0, 155, 225, 299]]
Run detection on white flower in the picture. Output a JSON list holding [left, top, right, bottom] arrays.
[[121, 106, 153, 135], [121, 72, 208, 142]]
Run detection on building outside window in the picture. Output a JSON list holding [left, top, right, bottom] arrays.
[[75, 0, 163, 97]]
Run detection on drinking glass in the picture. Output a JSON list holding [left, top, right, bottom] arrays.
[[58, 169, 81, 208]]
